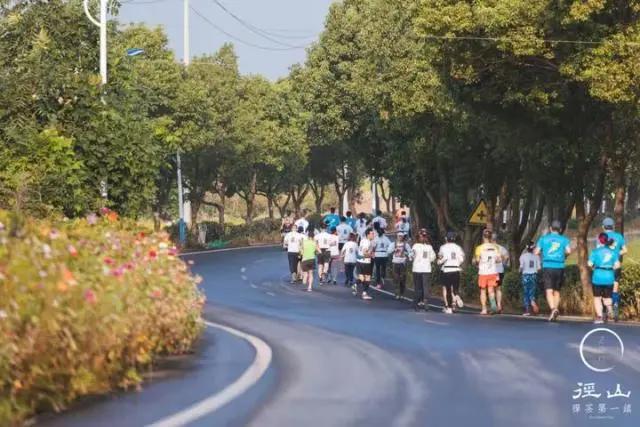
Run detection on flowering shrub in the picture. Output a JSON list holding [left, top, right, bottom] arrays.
[[0, 210, 204, 424]]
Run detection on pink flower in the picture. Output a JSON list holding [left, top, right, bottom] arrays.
[[49, 229, 60, 240], [168, 247, 178, 256], [100, 207, 110, 215], [103, 257, 115, 265], [86, 213, 98, 225], [150, 289, 163, 299], [148, 250, 157, 259], [124, 262, 135, 271], [68, 245, 78, 257], [84, 289, 97, 305], [111, 267, 124, 277]]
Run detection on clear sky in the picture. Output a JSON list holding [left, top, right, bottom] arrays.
[[118, 0, 334, 80]]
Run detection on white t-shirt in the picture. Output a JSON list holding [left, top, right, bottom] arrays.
[[294, 218, 309, 233], [476, 243, 501, 276], [374, 235, 392, 257], [314, 231, 332, 249], [283, 231, 303, 253], [391, 241, 412, 264], [355, 219, 368, 239], [411, 243, 436, 273], [336, 223, 353, 243], [358, 238, 374, 264], [438, 243, 465, 272], [520, 252, 541, 275], [341, 241, 358, 264], [372, 216, 387, 230], [495, 244, 509, 274], [329, 234, 340, 257]]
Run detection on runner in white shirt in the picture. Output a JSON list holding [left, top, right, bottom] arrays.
[[437, 232, 465, 313], [336, 216, 354, 251], [372, 210, 388, 230], [390, 233, 412, 300], [395, 217, 410, 237], [327, 227, 341, 285], [314, 223, 332, 283], [355, 228, 376, 300], [294, 211, 310, 235], [519, 241, 541, 316], [411, 229, 436, 311], [341, 233, 359, 287], [355, 213, 368, 242], [283, 226, 305, 283], [373, 229, 392, 288]]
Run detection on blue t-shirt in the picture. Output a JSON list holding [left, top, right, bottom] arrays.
[[324, 214, 340, 230], [589, 246, 617, 286], [605, 230, 626, 260], [536, 233, 571, 269], [346, 217, 357, 230]]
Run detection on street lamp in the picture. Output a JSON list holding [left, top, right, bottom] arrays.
[[83, 0, 107, 85]]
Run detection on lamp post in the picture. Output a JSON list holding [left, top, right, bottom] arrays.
[[83, 0, 107, 85]]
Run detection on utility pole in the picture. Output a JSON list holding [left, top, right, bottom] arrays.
[[83, 0, 108, 85], [177, 0, 190, 245]]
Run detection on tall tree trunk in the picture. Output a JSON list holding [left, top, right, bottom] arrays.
[[274, 193, 291, 218], [310, 182, 325, 214], [613, 160, 626, 233], [217, 196, 225, 228], [244, 171, 257, 224], [627, 181, 639, 216], [267, 196, 274, 219], [289, 184, 309, 216], [334, 178, 346, 216], [190, 198, 201, 229], [575, 154, 608, 298], [378, 180, 392, 213]]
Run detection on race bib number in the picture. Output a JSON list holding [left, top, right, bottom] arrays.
[[323, 239, 328, 245], [529, 260, 535, 269], [349, 248, 354, 253], [422, 250, 428, 259], [451, 252, 457, 260]]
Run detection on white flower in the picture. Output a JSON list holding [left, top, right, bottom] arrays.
[[0, 310, 7, 319]]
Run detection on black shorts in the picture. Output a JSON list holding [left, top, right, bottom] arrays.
[[615, 269, 621, 282], [318, 249, 330, 264], [358, 262, 373, 276], [496, 272, 505, 287], [542, 268, 564, 291], [441, 271, 460, 288], [301, 259, 315, 272], [592, 285, 613, 298], [338, 242, 345, 251]]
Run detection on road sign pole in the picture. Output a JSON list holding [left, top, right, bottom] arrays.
[[176, 0, 190, 246]]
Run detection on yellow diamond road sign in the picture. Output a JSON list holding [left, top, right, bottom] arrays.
[[468, 199, 489, 226]]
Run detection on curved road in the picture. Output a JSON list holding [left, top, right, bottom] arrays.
[[39, 246, 640, 427]]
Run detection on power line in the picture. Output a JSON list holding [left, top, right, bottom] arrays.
[[190, 6, 305, 51], [421, 34, 640, 47], [209, 0, 309, 48]]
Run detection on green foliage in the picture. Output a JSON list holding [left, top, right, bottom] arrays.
[[620, 263, 640, 320], [0, 210, 204, 424]]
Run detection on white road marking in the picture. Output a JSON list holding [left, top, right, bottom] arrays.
[[241, 275, 248, 281], [266, 292, 276, 297], [241, 267, 246, 273], [179, 244, 280, 256], [147, 321, 272, 427], [250, 284, 258, 289]]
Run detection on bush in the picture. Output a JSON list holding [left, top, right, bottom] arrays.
[[169, 218, 282, 249], [620, 263, 640, 320], [0, 210, 204, 424]]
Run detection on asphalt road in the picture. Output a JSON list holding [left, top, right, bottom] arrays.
[[39, 246, 640, 427]]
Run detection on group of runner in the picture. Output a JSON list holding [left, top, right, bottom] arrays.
[[282, 209, 628, 323]]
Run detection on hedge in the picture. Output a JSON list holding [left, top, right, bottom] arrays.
[[0, 210, 204, 425]]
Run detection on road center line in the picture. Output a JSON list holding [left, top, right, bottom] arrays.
[[146, 321, 272, 427]]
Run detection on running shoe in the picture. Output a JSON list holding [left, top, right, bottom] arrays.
[[362, 292, 373, 300], [332, 280, 337, 286], [375, 284, 382, 289], [454, 295, 464, 308], [594, 317, 604, 325], [417, 301, 425, 307], [480, 310, 488, 315], [548, 308, 559, 322], [444, 307, 453, 314], [307, 288, 312, 292], [394, 294, 401, 300], [290, 273, 296, 284], [531, 301, 539, 314], [522, 312, 531, 317], [352, 285, 358, 296]]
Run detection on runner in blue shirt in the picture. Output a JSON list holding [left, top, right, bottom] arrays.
[[589, 233, 621, 324], [535, 220, 572, 322], [323, 207, 340, 230], [602, 217, 627, 321], [345, 211, 357, 230]]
